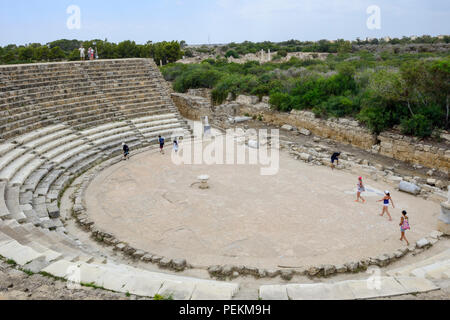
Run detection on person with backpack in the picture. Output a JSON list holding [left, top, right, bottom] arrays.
[[173, 139, 179, 153], [159, 136, 165, 154], [122, 142, 130, 160], [399, 210, 410, 246], [331, 152, 341, 170]]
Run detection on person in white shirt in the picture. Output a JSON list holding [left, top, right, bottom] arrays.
[[79, 46, 85, 61]]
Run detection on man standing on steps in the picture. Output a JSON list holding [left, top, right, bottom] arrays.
[[331, 152, 341, 170], [159, 136, 165, 154], [79, 46, 85, 61], [122, 142, 130, 161]]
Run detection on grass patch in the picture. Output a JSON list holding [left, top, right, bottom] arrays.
[[21, 269, 35, 276], [153, 294, 174, 301], [6, 259, 17, 266], [39, 271, 66, 282]]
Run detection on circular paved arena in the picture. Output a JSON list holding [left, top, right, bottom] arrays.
[[86, 143, 441, 270]]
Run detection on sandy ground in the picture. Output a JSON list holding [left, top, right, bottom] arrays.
[[85, 140, 441, 270]]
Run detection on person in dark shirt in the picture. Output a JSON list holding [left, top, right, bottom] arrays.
[[122, 142, 130, 160], [159, 136, 165, 154], [331, 152, 341, 170]]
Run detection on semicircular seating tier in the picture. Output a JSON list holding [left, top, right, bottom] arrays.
[[0, 59, 240, 300]]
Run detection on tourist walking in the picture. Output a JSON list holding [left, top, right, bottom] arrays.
[[331, 152, 341, 170], [88, 47, 94, 60], [173, 139, 179, 153], [399, 210, 410, 246], [355, 177, 366, 203], [122, 142, 130, 160], [159, 136, 165, 154], [378, 191, 395, 221], [79, 46, 85, 61]]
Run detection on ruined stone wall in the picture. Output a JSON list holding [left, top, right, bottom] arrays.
[[171, 93, 212, 121], [241, 107, 377, 149], [239, 105, 449, 175], [378, 133, 450, 174], [171, 90, 449, 174]]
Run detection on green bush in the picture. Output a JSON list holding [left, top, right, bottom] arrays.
[[269, 92, 292, 112], [401, 114, 433, 138]]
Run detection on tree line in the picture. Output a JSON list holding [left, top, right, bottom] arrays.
[[162, 50, 449, 139], [0, 39, 184, 65]]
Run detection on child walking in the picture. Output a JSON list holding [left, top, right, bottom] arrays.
[[378, 191, 395, 221], [355, 177, 366, 203], [399, 210, 410, 246]]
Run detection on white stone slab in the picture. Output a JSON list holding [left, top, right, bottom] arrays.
[[41, 260, 81, 278], [42, 139, 86, 159], [346, 277, 407, 300], [0, 143, 16, 155], [259, 285, 289, 300], [0, 148, 27, 172], [158, 280, 196, 300], [35, 134, 80, 155], [81, 122, 127, 136], [286, 282, 355, 300], [135, 119, 179, 129], [191, 282, 239, 300], [394, 277, 440, 293], [24, 129, 74, 149], [0, 153, 35, 182], [14, 124, 67, 145], [52, 145, 91, 164], [0, 240, 44, 266], [10, 158, 45, 186], [131, 114, 176, 124]]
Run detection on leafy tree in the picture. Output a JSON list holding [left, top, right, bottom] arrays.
[[49, 46, 65, 61]]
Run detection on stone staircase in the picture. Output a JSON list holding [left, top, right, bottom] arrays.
[[0, 59, 241, 300], [259, 250, 450, 300], [386, 249, 450, 280]]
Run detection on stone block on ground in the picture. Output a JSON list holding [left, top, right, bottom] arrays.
[[399, 181, 421, 195], [259, 285, 289, 300]]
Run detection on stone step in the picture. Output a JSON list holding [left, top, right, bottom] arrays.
[[134, 119, 181, 131], [131, 114, 178, 124], [143, 127, 186, 139], [42, 138, 87, 160], [10, 158, 45, 186], [5, 186, 27, 223], [0, 182, 10, 219], [0, 239, 44, 266], [0, 153, 36, 182], [51, 145, 92, 165], [386, 249, 450, 277], [14, 124, 67, 145], [92, 132, 137, 147], [259, 277, 439, 300], [137, 123, 184, 135], [34, 134, 81, 155], [24, 129, 74, 150], [0, 143, 16, 155], [85, 126, 133, 142], [410, 259, 450, 280], [0, 148, 28, 172], [42, 260, 240, 300]]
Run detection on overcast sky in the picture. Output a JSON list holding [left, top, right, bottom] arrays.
[[0, 0, 449, 46]]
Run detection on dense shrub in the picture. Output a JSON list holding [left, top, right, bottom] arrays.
[[401, 114, 433, 138]]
